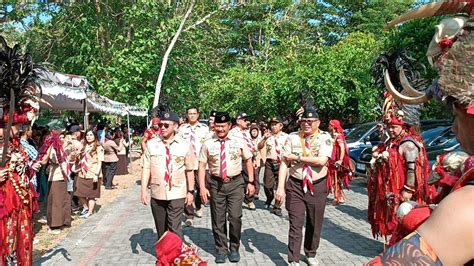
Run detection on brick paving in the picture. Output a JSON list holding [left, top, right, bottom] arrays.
[[36, 179, 383, 266]]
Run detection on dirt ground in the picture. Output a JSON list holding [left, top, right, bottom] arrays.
[[32, 152, 142, 260]]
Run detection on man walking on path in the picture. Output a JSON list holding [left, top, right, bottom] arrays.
[[230, 112, 257, 210], [258, 116, 288, 216], [199, 112, 255, 264], [178, 107, 209, 226], [140, 111, 195, 242], [275, 106, 333, 266]]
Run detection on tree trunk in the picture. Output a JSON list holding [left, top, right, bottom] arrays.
[[152, 0, 196, 108]]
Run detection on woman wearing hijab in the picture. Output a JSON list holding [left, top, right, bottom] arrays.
[[327, 119, 353, 205], [114, 129, 129, 175], [38, 131, 72, 234]]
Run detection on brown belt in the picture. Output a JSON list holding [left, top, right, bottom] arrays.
[[211, 174, 242, 183], [290, 175, 326, 185]]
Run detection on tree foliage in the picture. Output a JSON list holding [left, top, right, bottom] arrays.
[[1, 0, 446, 122]]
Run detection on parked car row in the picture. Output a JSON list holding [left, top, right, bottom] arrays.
[[345, 120, 458, 178]]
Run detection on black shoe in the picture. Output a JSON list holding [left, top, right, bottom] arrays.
[[215, 254, 226, 264], [228, 251, 240, 263], [272, 208, 282, 217]]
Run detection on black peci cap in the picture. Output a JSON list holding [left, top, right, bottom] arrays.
[[160, 111, 180, 123], [214, 112, 231, 124], [210, 110, 217, 117], [302, 107, 319, 119]]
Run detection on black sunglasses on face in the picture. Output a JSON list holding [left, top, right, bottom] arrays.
[[158, 123, 172, 129]]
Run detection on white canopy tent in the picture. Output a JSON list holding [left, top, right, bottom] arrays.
[[35, 68, 148, 130]]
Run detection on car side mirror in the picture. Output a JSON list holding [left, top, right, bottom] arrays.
[[365, 136, 371, 145]]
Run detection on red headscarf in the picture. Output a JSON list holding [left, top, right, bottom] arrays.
[[151, 117, 160, 124], [329, 119, 344, 135]]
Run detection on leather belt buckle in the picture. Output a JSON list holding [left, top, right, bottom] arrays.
[[222, 177, 232, 183]]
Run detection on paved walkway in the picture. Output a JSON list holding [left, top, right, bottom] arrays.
[[36, 179, 383, 266]]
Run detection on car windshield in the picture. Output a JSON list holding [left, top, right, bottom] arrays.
[[422, 126, 448, 143], [346, 123, 376, 142]]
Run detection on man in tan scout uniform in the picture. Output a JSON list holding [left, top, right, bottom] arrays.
[[257, 116, 288, 216], [140, 111, 195, 242], [198, 112, 255, 264], [178, 107, 209, 225], [229, 112, 257, 210], [275, 106, 333, 266]]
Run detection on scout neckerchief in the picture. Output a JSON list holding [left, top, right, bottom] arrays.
[[81, 144, 93, 174], [241, 129, 255, 154], [162, 138, 174, 190], [220, 138, 228, 180], [299, 131, 320, 194], [274, 134, 282, 163], [190, 127, 197, 155], [57, 144, 71, 181]]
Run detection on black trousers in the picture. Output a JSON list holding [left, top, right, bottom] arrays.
[[102, 162, 117, 188], [264, 160, 279, 205], [209, 175, 245, 255], [184, 170, 204, 219], [286, 176, 327, 262], [150, 197, 185, 241]]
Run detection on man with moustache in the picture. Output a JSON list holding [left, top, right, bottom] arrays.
[[275, 106, 333, 266], [258, 116, 288, 216], [178, 107, 209, 225], [199, 112, 255, 263], [140, 111, 195, 241], [230, 112, 257, 210]]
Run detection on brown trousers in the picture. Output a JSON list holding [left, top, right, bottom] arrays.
[[209, 175, 245, 255], [285, 176, 327, 262], [263, 159, 279, 205], [150, 197, 185, 240]]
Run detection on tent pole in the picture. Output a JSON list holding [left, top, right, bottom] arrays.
[[83, 100, 89, 130]]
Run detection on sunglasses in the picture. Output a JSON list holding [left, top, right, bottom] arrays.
[[300, 119, 318, 124], [158, 123, 173, 129]]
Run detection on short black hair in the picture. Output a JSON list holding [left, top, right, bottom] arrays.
[[187, 107, 199, 113]]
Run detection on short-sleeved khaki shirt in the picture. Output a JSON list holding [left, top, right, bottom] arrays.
[[143, 136, 196, 200], [199, 134, 253, 177], [178, 122, 209, 161], [263, 132, 289, 161], [283, 130, 333, 181]]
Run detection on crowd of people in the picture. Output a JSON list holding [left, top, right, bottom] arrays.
[[1, 1, 472, 265]]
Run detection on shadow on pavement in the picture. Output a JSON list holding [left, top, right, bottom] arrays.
[[33, 247, 71, 265], [129, 228, 157, 256], [349, 182, 368, 197], [322, 218, 382, 257], [242, 228, 287, 265], [183, 226, 216, 256], [335, 204, 368, 221]]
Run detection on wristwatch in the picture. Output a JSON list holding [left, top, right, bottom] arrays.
[[187, 189, 195, 194]]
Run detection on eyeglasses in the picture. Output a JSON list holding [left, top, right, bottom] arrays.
[[300, 119, 318, 124], [158, 123, 172, 129]]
